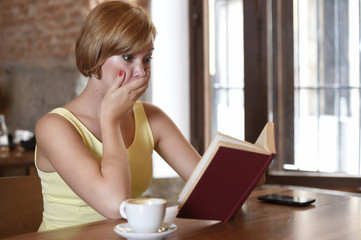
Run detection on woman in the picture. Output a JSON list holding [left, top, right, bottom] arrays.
[[35, 1, 200, 231]]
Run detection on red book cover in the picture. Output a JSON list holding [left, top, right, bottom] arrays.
[[177, 122, 276, 221]]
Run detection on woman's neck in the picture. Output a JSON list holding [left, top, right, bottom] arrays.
[[65, 78, 104, 120]]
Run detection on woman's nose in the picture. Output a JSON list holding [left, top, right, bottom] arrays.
[[133, 63, 147, 78]]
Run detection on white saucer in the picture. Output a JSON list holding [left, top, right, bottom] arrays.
[[113, 222, 177, 239]]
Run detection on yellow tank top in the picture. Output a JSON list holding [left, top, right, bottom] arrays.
[[35, 101, 154, 231]]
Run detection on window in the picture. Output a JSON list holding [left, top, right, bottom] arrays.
[[190, 0, 361, 189], [291, 0, 361, 174], [204, 0, 269, 146], [208, 0, 245, 140], [268, 0, 361, 176]]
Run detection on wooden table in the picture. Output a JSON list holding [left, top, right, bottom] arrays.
[[0, 149, 35, 176], [3, 186, 361, 240]]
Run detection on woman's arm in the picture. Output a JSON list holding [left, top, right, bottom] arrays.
[[36, 113, 130, 219], [143, 103, 201, 181], [143, 102, 266, 189], [35, 74, 149, 219]]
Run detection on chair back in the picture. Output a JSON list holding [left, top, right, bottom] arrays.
[[0, 175, 43, 238]]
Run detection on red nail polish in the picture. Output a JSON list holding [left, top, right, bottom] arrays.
[[119, 71, 124, 77]]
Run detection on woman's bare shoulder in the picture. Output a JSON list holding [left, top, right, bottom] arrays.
[[140, 101, 167, 119], [35, 111, 81, 145], [35, 111, 83, 172], [141, 101, 160, 111]]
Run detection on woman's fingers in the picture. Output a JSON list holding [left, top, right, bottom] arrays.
[[108, 71, 125, 92], [124, 71, 150, 92], [125, 77, 150, 101], [101, 70, 150, 120], [106, 70, 150, 104]]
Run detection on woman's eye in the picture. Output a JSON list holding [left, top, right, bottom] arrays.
[[122, 54, 133, 62], [145, 56, 153, 63]]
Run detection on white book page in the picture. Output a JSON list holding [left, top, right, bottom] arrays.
[[255, 122, 276, 154], [216, 133, 266, 152]]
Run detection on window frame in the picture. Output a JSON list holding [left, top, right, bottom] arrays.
[[265, 0, 361, 191], [189, 0, 361, 192]]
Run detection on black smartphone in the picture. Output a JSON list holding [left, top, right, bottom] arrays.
[[257, 194, 316, 206]]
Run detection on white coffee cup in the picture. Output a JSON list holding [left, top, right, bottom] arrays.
[[119, 198, 167, 233]]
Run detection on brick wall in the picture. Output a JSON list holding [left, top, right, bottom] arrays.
[[0, 0, 87, 63], [0, 0, 144, 133]]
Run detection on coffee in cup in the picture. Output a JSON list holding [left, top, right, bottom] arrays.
[[119, 198, 167, 233]]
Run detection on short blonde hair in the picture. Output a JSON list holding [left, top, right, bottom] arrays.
[[75, 1, 156, 79]]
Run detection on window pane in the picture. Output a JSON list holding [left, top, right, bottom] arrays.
[[214, 88, 244, 139], [295, 0, 318, 87], [340, 89, 360, 174], [294, 89, 319, 171], [210, 0, 244, 140], [319, 89, 338, 172], [293, 0, 361, 175]]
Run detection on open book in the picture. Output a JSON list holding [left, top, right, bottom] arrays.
[[176, 122, 276, 221]]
